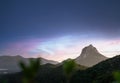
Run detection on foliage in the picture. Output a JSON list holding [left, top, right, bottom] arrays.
[[63, 59, 77, 83], [19, 58, 41, 83], [2, 55, 120, 83], [113, 71, 120, 83]]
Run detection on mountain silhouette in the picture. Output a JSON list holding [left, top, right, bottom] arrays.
[[2, 55, 120, 83], [75, 44, 108, 67]]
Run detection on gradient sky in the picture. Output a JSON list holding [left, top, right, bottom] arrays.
[[0, 0, 120, 62]]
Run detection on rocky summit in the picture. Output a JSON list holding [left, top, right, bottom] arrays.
[[75, 44, 108, 67]]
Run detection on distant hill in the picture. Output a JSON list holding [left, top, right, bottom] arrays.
[[0, 55, 58, 73], [75, 44, 108, 67]]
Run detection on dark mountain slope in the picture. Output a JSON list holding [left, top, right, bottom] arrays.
[[1, 55, 120, 83], [72, 55, 120, 83], [0, 63, 87, 83]]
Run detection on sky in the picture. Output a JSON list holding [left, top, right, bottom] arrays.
[[0, 0, 120, 62]]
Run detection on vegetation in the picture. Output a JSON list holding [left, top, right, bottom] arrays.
[[63, 59, 77, 83], [113, 71, 120, 83], [19, 58, 41, 83], [1, 55, 120, 83]]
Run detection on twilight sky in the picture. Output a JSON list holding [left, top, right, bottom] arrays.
[[0, 0, 120, 62]]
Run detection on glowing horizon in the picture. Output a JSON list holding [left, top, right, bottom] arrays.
[[1, 35, 120, 62]]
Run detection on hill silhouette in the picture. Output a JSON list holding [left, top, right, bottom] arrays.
[[1, 55, 120, 83]]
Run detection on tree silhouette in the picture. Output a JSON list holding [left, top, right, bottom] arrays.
[[19, 58, 41, 83], [113, 71, 120, 83], [63, 59, 77, 83]]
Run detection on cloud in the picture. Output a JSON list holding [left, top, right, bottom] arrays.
[[0, 35, 120, 61]]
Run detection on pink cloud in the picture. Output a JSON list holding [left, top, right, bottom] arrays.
[[1, 36, 120, 62], [2, 39, 43, 57]]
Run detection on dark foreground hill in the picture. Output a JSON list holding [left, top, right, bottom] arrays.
[[72, 55, 120, 83], [1, 55, 120, 83], [0, 63, 87, 83]]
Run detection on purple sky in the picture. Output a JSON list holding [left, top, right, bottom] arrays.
[[1, 35, 120, 62], [0, 0, 120, 61]]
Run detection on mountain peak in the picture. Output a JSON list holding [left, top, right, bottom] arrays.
[[75, 45, 108, 67], [87, 44, 94, 48], [82, 44, 98, 54]]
